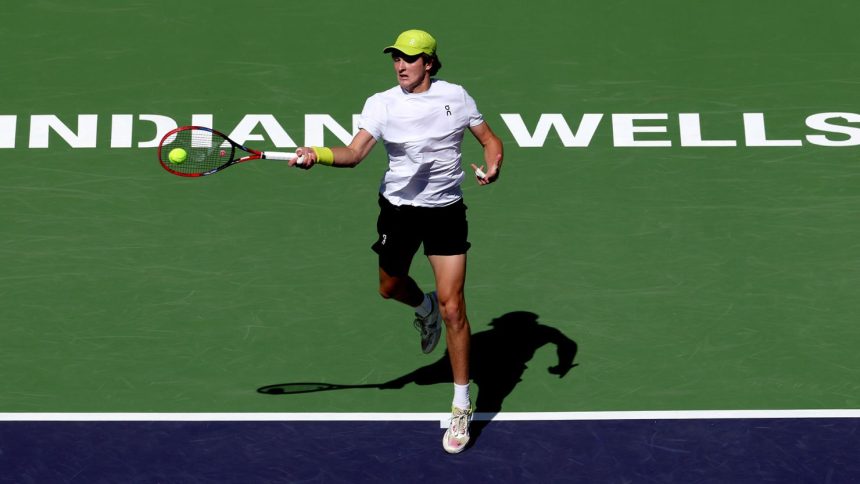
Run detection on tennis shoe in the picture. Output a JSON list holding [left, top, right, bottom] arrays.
[[442, 405, 473, 454], [413, 291, 442, 354]]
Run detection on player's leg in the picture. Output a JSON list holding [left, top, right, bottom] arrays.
[[372, 196, 441, 352], [429, 253, 474, 454], [421, 199, 473, 453]]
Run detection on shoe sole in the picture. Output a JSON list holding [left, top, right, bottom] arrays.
[[422, 323, 441, 353], [421, 293, 442, 353]]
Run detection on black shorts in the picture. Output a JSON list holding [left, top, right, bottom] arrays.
[[372, 195, 471, 276]]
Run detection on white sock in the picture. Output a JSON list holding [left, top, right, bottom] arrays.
[[414, 294, 432, 317], [453, 383, 471, 410]]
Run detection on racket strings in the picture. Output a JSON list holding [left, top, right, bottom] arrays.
[[162, 129, 233, 175]]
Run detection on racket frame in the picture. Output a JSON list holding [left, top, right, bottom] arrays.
[[158, 125, 299, 177]]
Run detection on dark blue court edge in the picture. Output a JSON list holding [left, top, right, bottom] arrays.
[[1, 419, 858, 483]]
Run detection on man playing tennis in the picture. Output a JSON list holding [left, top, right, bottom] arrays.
[[292, 29, 503, 454]]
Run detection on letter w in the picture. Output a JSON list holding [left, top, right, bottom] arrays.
[[500, 113, 603, 147]]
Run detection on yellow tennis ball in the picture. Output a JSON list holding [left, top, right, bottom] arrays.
[[168, 148, 187, 164]]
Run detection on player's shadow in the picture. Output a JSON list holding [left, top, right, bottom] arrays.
[[258, 311, 578, 441], [379, 311, 578, 441]]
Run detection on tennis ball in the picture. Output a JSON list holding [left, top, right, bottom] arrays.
[[168, 148, 187, 164]]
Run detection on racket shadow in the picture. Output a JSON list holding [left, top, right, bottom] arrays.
[[257, 382, 382, 395]]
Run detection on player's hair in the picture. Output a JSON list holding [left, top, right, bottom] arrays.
[[425, 54, 442, 76]]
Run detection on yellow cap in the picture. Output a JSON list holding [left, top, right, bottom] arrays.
[[383, 29, 437, 56]]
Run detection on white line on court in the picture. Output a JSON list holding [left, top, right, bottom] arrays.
[[2, 409, 859, 429]]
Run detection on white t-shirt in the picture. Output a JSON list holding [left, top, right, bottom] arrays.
[[358, 79, 484, 207]]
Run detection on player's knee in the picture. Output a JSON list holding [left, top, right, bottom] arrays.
[[378, 281, 396, 300], [378, 277, 401, 300], [439, 298, 467, 331]]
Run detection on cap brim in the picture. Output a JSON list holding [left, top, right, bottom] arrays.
[[383, 45, 426, 56]]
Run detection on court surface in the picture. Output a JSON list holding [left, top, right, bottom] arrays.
[[2, 1, 859, 481]]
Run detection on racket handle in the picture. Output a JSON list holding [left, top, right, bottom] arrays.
[[263, 151, 298, 161], [263, 151, 304, 165], [475, 167, 487, 178]]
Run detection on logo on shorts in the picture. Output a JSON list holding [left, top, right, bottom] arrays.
[[381, 234, 387, 245]]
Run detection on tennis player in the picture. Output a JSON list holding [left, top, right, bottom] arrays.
[[291, 29, 503, 454]]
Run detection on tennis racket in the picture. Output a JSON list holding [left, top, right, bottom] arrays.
[[158, 126, 303, 177], [257, 382, 381, 395]]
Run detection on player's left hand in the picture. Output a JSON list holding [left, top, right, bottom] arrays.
[[471, 162, 500, 185]]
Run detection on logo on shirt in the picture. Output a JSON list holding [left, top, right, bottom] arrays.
[[444, 105, 452, 116]]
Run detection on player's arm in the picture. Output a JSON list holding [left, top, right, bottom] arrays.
[[291, 129, 377, 169], [469, 121, 503, 185]]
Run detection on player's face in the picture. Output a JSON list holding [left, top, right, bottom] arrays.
[[392, 53, 431, 93]]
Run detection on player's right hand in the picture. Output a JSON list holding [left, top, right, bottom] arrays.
[[291, 147, 317, 169]]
